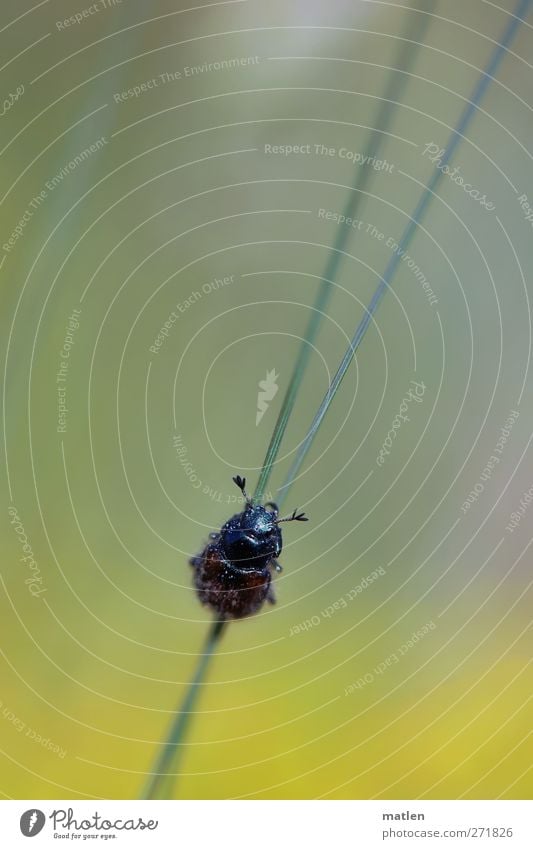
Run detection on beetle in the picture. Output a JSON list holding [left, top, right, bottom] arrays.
[[189, 475, 308, 619]]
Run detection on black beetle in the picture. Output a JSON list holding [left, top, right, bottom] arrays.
[[190, 475, 308, 619]]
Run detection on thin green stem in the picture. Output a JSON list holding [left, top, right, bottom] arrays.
[[142, 0, 530, 803], [141, 618, 227, 800], [277, 0, 531, 506], [253, 0, 435, 504]]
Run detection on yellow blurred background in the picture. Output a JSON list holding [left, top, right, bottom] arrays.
[[0, 0, 531, 799]]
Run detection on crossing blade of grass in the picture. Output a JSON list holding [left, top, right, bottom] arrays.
[[141, 618, 227, 800], [253, 0, 437, 503], [276, 0, 532, 508], [141, 0, 530, 801]]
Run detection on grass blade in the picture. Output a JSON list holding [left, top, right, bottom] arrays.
[[145, 5, 437, 799], [143, 0, 530, 801]]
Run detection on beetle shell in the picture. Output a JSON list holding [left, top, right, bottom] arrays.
[[189, 476, 307, 620], [190, 542, 275, 619]]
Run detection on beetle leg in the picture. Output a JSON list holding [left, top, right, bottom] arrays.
[[264, 501, 279, 518], [267, 583, 276, 604], [272, 559, 283, 573]]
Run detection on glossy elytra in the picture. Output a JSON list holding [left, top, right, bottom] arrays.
[[190, 475, 308, 619]]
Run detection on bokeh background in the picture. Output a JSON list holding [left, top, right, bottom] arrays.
[[0, 0, 532, 800]]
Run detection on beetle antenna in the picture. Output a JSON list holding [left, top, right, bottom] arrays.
[[232, 475, 253, 506], [276, 508, 308, 523]]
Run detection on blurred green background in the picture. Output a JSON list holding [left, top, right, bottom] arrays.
[[0, 0, 532, 799]]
